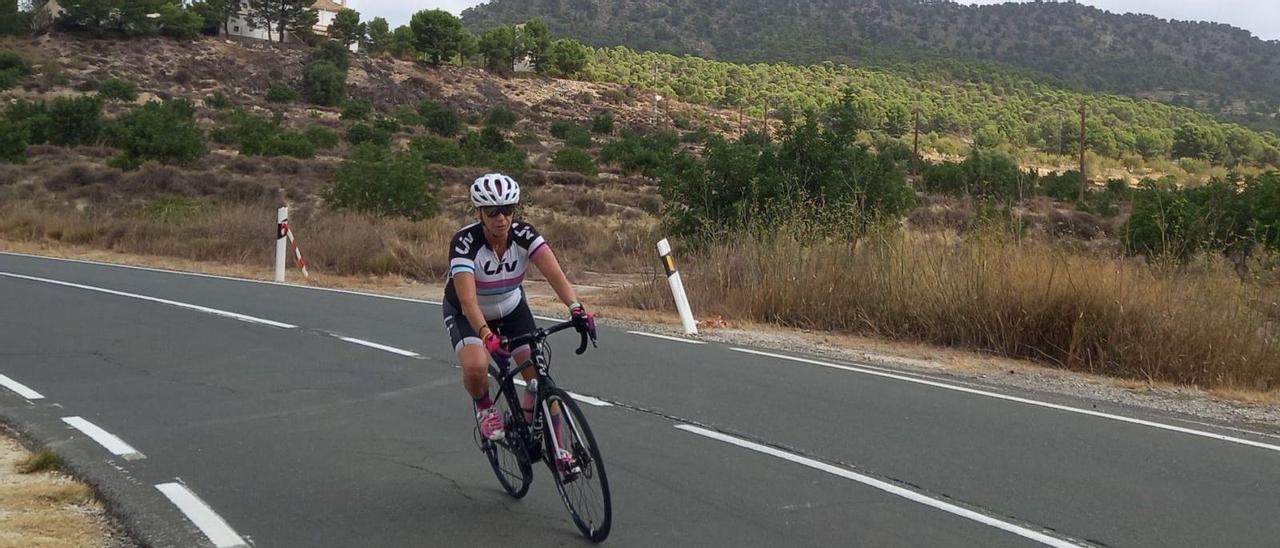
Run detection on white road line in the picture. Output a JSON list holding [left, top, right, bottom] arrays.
[[155, 482, 248, 548], [626, 330, 705, 344], [566, 392, 612, 407], [0, 251, 442, 305], [337, 336, 421, 357], [511, 378, 611, 407], [0, 374, 44, 400], [675, 424, 1084, 548], [61, 417, 145, 460], [0, 272, 297, 329], [733, 347, 1280, 454]]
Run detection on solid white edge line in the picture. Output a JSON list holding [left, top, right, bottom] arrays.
[[0, 374, 44, 400], [674, 424, 1082, 548], [337, 336, 420, 357], [732, 347, 1280, 454], [155, 482, 248, 548], [626, 330, 705, 344], [0, 272, 297, 329], [61, 417, 145, 460], [0, 251, 442, 305]]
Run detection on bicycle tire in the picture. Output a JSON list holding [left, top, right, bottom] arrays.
[[541, 387, 612, 542], [480, 381, 533, 499]]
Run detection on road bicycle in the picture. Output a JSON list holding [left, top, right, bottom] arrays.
[[473, 316, 612, 542]]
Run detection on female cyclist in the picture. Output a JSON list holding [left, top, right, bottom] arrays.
[[442, 173, 591, 468]]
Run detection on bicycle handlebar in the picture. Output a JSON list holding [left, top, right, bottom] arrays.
[[503, 316, 596, 355]]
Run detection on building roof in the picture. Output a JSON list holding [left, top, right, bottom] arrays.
[[312, 0, 346, 13]]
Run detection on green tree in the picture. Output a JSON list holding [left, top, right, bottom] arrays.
[[546, 38, 589, 77], [328, 8, 363, 47], [0, 0, 28, 36], [388, 25, 416, 59], [189, 0, 241, 36], [301, 61, 345, 106], [325, 143, 440, 221], [408, 9, 467, 65], [365, 16, 390, 54], [246, 0, 312, 43], [156, 1, 201, 38], [519, 17, 550, 71], [479, 25, 516, 73], [107, 99, 206, 169], [1172, 123, 1225, 161]]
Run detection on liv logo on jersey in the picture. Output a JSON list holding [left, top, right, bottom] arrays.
[[454, 232, 475, 255], [483, 260, 518, 275], [447, 221, 550, 319]]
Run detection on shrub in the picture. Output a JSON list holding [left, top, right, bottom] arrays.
[[4, 100, 52, 144], [346, 123, 391, 147], [418, 100, 461, 137], [205, 91, 232, 109], [212, 110, 313, 158], [590, 112, 615, 134], [107, 100, 206, 169], [459, 127, 527, 173], [486, 107, 518, 128], [341, 99, 370, 120], [304, 126, 339, 149], [31, 96, 104, 147], [551, 121, 592, 147], [211, 110, 274, 147], [599, 129, 679, 177], [372, 116, 401, 134], [1039, 171, 1083, 201], [0, 119, 30, 164], [309, 40, 350, 73], [0, 51, 32, 91], [410, 135, 464, 166], [266, 83, 297, 103], [552, 147, 597, 176], [301, 61, 345, 106], [324, 143, 440, 221], [259, 132, 315, 158]]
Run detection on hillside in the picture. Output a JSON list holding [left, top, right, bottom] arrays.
[[462, 0, 1280, 131]]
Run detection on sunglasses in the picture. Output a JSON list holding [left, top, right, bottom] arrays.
[[482, 205, 516, 218]]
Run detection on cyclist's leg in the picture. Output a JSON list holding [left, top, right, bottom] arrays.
[[443, 301, 492, 408]]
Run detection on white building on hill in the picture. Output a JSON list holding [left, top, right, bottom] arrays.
[[225, 0, 354, 48]]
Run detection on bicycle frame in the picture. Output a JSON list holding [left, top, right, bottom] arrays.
[[488, 340, 561, 463]]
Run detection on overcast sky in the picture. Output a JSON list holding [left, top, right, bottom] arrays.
[[345, 1, 1280, 42]]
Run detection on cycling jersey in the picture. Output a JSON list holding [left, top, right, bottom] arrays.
[[445, 221, 549, 320]]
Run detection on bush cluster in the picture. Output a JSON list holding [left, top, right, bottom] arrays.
[[324, 144, 440, 221]]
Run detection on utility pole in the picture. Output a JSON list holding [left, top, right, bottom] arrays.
[[1079, 102, 1087, 203], [912, 109, 921, 183]]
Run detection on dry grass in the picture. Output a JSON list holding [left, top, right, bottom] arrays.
[[613, 228, 1280, 391], [0, 436, 110, 548], [0, 195, 660, 282]]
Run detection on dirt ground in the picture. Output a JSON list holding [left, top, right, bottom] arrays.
[[0, 432, 119, 548]]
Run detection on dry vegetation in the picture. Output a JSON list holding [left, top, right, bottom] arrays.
[[613, 228, 1279, 392], [0, 436, 114, 547]]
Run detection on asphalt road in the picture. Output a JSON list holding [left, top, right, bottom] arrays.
[[2, 251, 1279, 547]]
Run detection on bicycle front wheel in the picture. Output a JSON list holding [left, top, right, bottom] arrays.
[[479, 381, 532, 498], [541, 387, 612, 542]]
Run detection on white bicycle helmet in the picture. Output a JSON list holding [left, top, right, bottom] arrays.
[[469, 173, 520, 207]]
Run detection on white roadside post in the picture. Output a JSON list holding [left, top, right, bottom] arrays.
[[657, 238, 698, 335], [275, 207, 288, 282]]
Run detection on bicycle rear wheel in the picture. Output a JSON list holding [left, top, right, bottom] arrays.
[[478, 381, 533, 498], [541, 387, 611, 542]]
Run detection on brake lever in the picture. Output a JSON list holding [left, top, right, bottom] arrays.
[[575, 329, 589, 355]]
